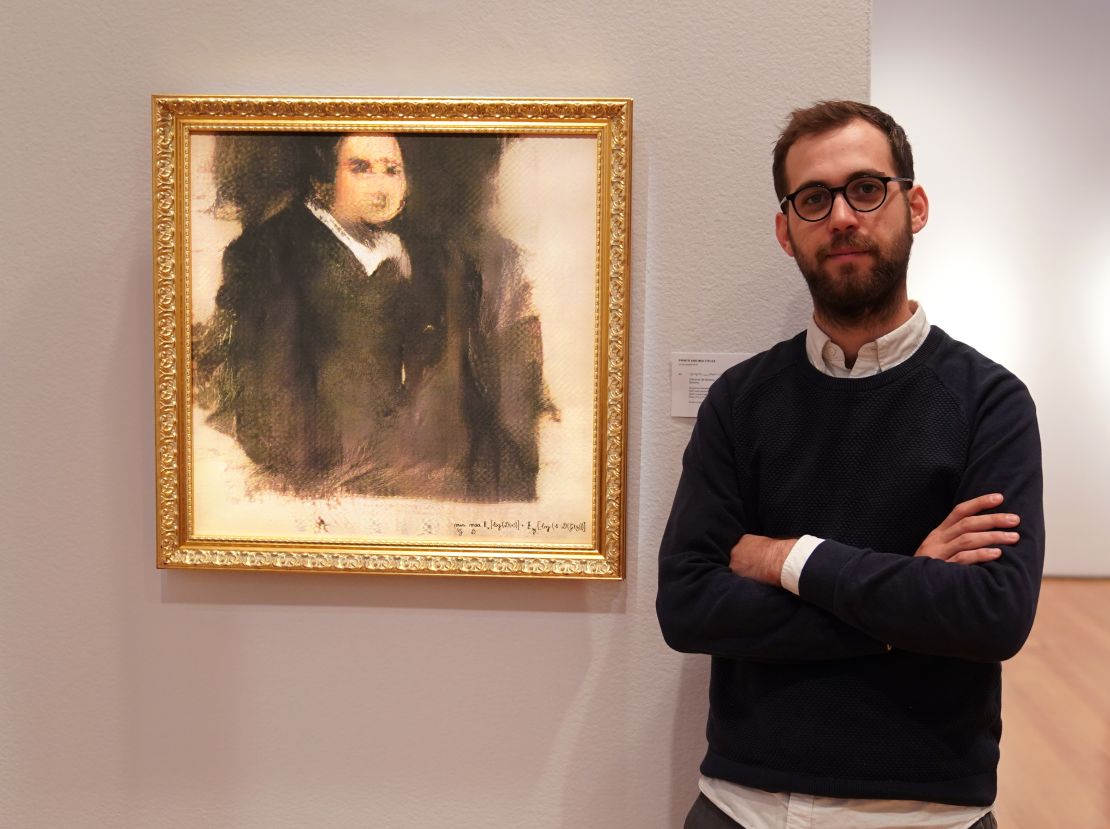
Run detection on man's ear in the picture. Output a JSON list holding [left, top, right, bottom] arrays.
[[908, 184, 929, 234], [775, 211, 795, 257]]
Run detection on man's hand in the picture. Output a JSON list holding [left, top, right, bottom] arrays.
[[731, 493, 1017, 586], [730, 534, 797, 585], [915, 493, 1020, 565]]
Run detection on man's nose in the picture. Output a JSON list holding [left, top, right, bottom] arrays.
[[827, 190, 859, 233]]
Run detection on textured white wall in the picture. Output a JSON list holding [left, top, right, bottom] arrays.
[[873, 0, 1109, 576], [0, 1, 869, 826]]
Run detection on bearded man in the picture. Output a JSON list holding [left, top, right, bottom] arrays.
[[657, 101, 1043, 829]]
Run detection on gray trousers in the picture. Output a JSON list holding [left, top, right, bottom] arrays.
[[683, 793, 999, 829]]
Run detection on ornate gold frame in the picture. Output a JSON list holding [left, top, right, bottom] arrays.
[[152, 96, 630, 578]]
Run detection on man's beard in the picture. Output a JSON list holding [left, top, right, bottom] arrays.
[[792, 224, 913, 327]]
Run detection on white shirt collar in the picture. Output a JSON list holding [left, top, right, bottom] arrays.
[[305, 200, 411, 279], [805, 302, 930, 378]]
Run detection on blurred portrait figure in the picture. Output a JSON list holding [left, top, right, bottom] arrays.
[[194, 132, 553, 501]]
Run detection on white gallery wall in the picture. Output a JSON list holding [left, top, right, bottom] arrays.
[[873, 0, 1110, 576], [0, 1, 870, 826]]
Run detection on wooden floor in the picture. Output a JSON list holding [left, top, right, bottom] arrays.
[[995, 578, 1110, 827]]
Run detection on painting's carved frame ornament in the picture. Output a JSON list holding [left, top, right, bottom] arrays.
[[153, 95, 630, 578]]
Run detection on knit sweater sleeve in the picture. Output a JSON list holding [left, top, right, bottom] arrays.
[[797, 363, 1044, 662], [656, 374, 888, 662]]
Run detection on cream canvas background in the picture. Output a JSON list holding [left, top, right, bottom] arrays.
[[187, 133, 599, 545]]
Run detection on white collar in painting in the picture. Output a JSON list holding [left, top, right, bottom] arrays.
[[306, 200, 411, 279]]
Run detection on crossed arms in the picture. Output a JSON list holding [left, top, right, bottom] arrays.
[[656, 369, 1045, 664]]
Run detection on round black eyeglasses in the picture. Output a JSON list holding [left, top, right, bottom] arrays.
[[779, 175, 913, 222]]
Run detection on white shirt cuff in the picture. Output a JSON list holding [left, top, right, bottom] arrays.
[[780, 535, 824, 595]]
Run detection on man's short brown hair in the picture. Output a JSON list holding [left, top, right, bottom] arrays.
[[772, 100, 915, 204]]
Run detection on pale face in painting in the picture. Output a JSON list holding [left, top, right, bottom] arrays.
[[774, 119, 929, 324], [331, 134, 408, 235]]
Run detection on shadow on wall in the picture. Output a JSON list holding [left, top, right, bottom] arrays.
[[668, 654, 712, 825], [160, 567, 627, 614], [777, 278, 814, 341]]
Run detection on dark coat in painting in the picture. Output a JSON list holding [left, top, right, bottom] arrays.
[[212, 202, 419, 494], [198, 201, 548, 501]]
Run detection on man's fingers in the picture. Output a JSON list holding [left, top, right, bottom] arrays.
[[946, 548, 1003, 566], [949, 530, 1020, 553], [916, 528, 1020, 561], [945, 514, 1020, 542], [915, 493, 1019, 561], [940, 493, 1005, 528], [936, 532, 1016, 557]]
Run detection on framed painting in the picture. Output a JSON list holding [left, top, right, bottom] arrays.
[[152, 95, 630, 578]]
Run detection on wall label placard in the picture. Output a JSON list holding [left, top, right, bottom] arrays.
[[670, 352, 751, 418]]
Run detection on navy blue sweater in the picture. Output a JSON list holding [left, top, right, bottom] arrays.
[[657, 327, 1044, 806]]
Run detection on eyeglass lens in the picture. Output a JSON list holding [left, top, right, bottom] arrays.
[[793, 176, 888, 221]]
